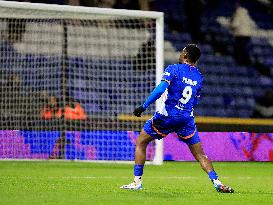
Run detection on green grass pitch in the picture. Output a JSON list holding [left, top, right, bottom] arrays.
[[0, 161, 272, 205]]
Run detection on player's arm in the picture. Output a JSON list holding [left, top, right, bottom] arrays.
[[193, 78, 203, 106], [133, 81, 169, 117], [193, 91, 201, 106], [133, 65, 175, 117]]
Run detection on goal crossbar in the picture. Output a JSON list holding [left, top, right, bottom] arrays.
[[0, 0, 163, 19]]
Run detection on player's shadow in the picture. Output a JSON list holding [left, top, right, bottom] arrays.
[[120, 188, 209, 198]]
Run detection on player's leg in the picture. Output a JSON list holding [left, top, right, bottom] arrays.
[[135, 129, 154, 165], [188, 142, 214, 173], [188, 141, 234, 193], [177, 117, 234, 194], [120, 129, 154, 190], [121, 114, 168, 190], [134, 129, 154, 184]]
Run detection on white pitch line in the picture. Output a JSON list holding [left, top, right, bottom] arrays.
[[0, 176, 198, 180], [59, 176, 198, 179], [57, 176, 273, 180], [2, 176, 271, 180]]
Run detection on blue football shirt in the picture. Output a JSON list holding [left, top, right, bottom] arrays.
[[159, 63, 203, 117]]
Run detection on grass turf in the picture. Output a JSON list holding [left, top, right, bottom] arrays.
[[0, 161, 272, 205]]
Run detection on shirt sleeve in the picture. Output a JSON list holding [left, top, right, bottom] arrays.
[[161, 65, 176, 84], [142, 81, 169, 109]]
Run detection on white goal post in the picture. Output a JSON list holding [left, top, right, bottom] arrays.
[[0, 1, 164, 165]]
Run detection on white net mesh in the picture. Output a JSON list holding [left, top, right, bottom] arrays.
[[0, 2, 162, 161]]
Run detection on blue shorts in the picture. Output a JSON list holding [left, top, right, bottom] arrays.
[[143, 112, 200, 145]]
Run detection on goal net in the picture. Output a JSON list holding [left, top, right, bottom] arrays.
[[0, 1, 164, 164]]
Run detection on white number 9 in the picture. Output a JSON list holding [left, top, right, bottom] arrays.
[[179, 86, 192, 104]]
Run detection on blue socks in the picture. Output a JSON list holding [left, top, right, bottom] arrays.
[[134, 164, 144, 177], [208, 170, 218, 181], [134, 166, 218, 182]]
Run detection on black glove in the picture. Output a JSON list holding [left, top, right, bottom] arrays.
[[133, 106, 145, 117]]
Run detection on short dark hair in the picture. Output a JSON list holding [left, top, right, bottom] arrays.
[[184, 44, 201, 63]]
